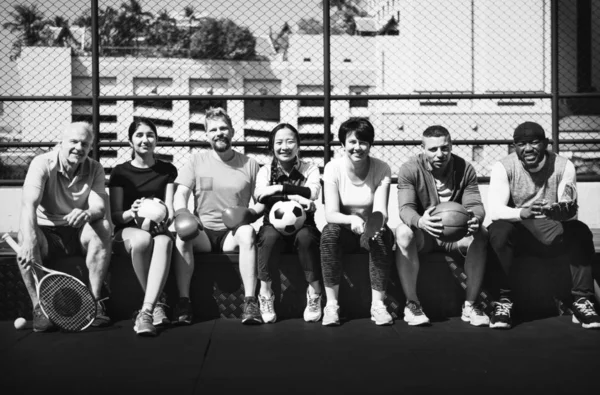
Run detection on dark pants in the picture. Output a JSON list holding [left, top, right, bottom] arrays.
[[320, 224, 394, 292], [488, 219, 595, 299], [257, 224, 321, 284]]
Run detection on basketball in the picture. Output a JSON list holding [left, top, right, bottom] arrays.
[[430, 201, 470, 242], [135, 197, 168, 232], [269, 200, 306, 236]]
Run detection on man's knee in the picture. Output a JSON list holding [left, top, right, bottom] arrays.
[[395, 224, 415, 248], [87, 219, 112, 244], [488, 220, 514, 247]]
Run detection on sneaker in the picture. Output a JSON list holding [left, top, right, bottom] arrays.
[[258, 294, 277, 323], [241, 297, 263, 325], [461, 302, 490, 327], [371, 303, 393, 326], [134, 309, 157, 337], [489, 299, 513, 329], [322, 304, 340, 326], [153, 302, 170, 327], [91, 299, 111, 327], [571, 297, 600, 329], [403, 300, 430, 326], [304, 291, 323, 322], [172, 297, 193, 325], [32, 303, 54, 332]]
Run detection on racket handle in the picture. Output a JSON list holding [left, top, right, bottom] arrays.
[[2, 233, 20, 253]]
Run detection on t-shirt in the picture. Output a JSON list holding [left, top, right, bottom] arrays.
[[323, 156, 391, 222], [108, 160, 178, 230], [23, 149, 106, 227], [175, 150, 260, 231]]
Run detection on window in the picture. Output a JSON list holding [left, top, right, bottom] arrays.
[[244, 80, 281, 122]]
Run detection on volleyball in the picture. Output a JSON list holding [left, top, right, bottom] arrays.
[[269, 200, 306, 236], [135, 197, 168, 232]]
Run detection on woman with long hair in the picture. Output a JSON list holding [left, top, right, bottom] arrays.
[[254, 123, 322, 323], [109, 119, 177, 336], [320, 117, 395, 326]]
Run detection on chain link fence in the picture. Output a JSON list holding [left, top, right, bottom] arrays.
[[1, 0, 599, 182]]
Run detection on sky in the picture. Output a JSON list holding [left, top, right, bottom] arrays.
[[1, 0, 324, 94]]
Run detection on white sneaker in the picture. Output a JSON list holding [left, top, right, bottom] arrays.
[[322, 304, 340, 326], [258, 294, 277, 323], [153, 303, 170, 326], [461, 302, 490, 327], [403, 300, 431, 326], [370, 303, 393, 326], [304, 291, 323, 322]]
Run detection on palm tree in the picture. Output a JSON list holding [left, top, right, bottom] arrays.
[[118, 0, 153, 50], [2, 4, 48, 59]]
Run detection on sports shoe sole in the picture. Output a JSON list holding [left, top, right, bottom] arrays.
[[304, 312, 323, 322], [462, 314, 490, 327], [261, 314, 277, 324], [241, 317, 263, 325], [403, 317, 431, 326], [489, 322, 511, 329], [172, 317, 192, 326], [371, 316, 393, 326], [134, 327, 157, 337], [572, 315, 600, 329]]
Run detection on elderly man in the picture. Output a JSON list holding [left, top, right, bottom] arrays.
[[17, 122, 112, 332], [487, 121, 600, 330], [171, 107, 263, 325], [395, 125, 489, 327]]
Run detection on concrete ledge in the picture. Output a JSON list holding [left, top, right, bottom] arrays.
[[1, 250, 599, 322]]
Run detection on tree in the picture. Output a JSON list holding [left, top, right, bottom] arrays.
[[114, 0, 153, 48], [298, 0, 368, 36], [190, 18, 257, 61], [2, 4, 49, 60], [378, 16, 399, 36]]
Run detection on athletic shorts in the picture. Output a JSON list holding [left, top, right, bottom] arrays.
[[39, 225, 83, 258], [204, 228, 230, 253], [112, 227, 175, 256]]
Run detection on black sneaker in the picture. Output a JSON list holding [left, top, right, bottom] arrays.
[[489, 299, 513, 329], [241, 297, 263, 325], [32, 303, 55, 332], [172, 297, 193, 325], [91, 299, 111, 327], [571, 297, 600, 329]]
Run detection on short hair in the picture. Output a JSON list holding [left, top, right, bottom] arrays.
[[64, 122, 94, 142], [128, 118, 158, 141], [204, 107, 233, 131], [268, 123, 300, 152], [338, 117, 375, 145], [513, 122, 546, 141], [422, 125, 451, 140]]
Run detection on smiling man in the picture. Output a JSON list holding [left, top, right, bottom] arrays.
[[395, 125, 489, 327], [487, 122, 600, 330], [17, 122, 112, 332], [171, 107, 264, 325]]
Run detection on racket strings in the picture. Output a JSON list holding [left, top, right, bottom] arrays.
[[38, 274, 96, 332]]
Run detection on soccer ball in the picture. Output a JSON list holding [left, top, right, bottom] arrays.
[[269, 200, 306, 236], [135, 197, 168, 232]]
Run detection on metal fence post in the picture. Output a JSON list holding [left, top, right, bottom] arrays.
[[323, 0, 331, 164], [551, 0, 560, 153], [91, 0, 100, 161]]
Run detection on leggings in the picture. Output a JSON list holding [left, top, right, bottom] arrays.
[[320, 223, 394, 292], [488, 219, 595, 299], [257, 224, 321, 283]]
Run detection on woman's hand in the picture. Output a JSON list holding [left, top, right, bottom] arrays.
[[256, 185, 283, 203], [291, 195, 316, 213], [350, 215, 365, 235]]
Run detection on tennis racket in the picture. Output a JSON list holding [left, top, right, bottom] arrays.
[[2, 233, 97, 332]]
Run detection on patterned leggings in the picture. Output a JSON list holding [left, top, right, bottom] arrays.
[[320, 223, 394, 292]]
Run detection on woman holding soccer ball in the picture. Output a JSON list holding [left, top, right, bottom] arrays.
[[109, 119, 177, 336], [254, 123, 323, 323], [320, 118, 395, 326]]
